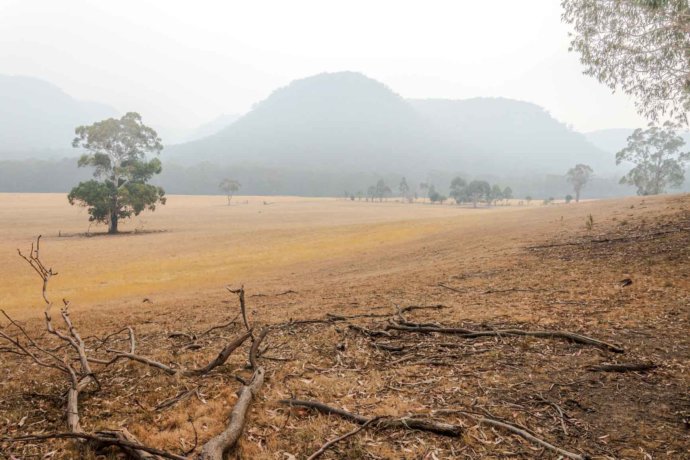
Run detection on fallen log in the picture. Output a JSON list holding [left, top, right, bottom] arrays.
[[197, 367, 265, 460]]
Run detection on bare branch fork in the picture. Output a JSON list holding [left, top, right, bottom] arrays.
[[3, 238, 267, 460]]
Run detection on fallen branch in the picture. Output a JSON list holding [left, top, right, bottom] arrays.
[[348, 324, 392, 338], [198, 367, 265, 460], [1, 432, 186, 460], [279, 399, 462, 437], [307, 417, 380, 460], [473, 416, 588, 460], [437, 283, 465, 293], [249, 327, 270, 369], [106, 330, 253, 377], [587, 362, 657, 372], [155, 387, 200, 411], [386, 323, 624, 353], [227, 286, 251, 335]]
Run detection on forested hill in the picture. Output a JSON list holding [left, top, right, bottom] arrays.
[[409, 98, 614, 174], [165, 72, 438, 172], [166, 71, 612, 176], [0, 75, 117, 158]]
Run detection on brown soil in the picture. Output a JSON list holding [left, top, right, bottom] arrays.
[[1, 193, 688, 459]]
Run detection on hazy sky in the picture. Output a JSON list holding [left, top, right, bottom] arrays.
[[0, 0, 646, 134]]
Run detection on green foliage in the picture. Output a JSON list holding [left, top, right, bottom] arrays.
[[565, 194, 574, 203], [502, 186, 513, 201], [566, 163, 593, 202], [449, 176, 467, 204], [68, 112, 165, 233], [428, 185, 446, 203], [562, 0, 690, 124], [616, 122, 690, 195], [467, 180, 491, 207], [490, 184, 504, 205]]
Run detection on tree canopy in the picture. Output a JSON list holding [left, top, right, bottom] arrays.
[[566, 163, 594, 202], [67, 112, 166, 233], [562, 0, 690, 124], [616, 122, 689, 195], [219, 178, 241, 205]]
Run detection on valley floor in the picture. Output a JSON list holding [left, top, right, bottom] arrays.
[[1, 193, 688, 459]]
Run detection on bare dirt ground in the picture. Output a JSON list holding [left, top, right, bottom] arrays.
[[1, 193, 688, 459]]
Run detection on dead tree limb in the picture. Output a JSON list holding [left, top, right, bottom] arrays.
[[307, 417, 380, 460], [348, 324, 392, 338], [185, 330, 253, 376], [386, 323, 473, 334], [386, 323, 624, 353], [437, 283, 465, 293], [106, 330, 253, 377], [473, 416, 588, 460], [279, 399, 462, 437], [227, 286, 251, 335], [249, 327, 270, 369], [399, 304, 448, 313], [1, 432, 185, 460], [197, 367, 265, 460], [155, 388, 200, 411], [587, 362, 657, 372]]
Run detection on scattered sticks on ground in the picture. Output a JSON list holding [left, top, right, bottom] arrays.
[[1, 235, 660, 459]]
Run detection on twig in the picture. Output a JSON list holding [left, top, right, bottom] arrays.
[[307, 417, 380, 460]]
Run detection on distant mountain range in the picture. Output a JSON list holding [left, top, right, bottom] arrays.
[[0, 75, 117, 158], [164, 72, 621, 176], [5, 71, 685, 182], [0, 74, 239, 159]]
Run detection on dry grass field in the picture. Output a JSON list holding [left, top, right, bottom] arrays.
[[1, 192, 689, 459]]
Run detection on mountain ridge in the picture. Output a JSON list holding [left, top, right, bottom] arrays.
[[0, 75, 118, 157], [165, 72, 614, 175]]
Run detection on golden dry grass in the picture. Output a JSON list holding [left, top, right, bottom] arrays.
[[1, 192, 689, 459], [0, 193, 488, 316]]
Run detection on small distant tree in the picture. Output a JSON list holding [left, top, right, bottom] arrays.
[[566, 164, 593, 202], [428, 185, 446, 204], [366, 185, 376, 202], [565, 194, 574, 204], [399, 177, 410, 202], [449, 176, 467, 204], [467, 180, 491, 208], [502, 186, 513, 204], [616, 122, 689, 195], [67, 112, 165, 234], [489, 184, 503, 205], [219, 178, 241, 205], [375, 179, 391, 202], [525, 195, 533, 205]]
